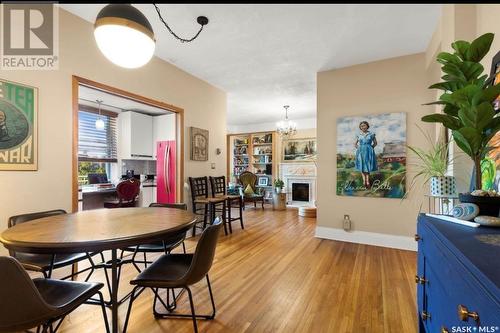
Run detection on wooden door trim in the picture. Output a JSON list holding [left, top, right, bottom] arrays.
[[72, 76, 185, 212]]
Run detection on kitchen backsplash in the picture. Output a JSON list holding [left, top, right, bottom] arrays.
[[121, 159, 156, 175]]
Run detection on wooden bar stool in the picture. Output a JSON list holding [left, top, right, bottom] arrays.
[[188, 176, 227, 236], [209, 176, 244, 233]]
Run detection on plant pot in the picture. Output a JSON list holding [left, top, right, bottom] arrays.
[[276, 187, 282, 194], [430, 176, 456, 197], [459, 193, 500, 217]]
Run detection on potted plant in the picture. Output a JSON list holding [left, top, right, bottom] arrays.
[[407, 129, 456, 197], [421, 32, 500, 215], [274, 178, 284, 193]]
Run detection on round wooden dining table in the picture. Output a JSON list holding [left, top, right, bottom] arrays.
[[0, 207, 197, 333]]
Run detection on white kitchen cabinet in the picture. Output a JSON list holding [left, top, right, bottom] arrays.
[[119, 111, 154, 159], [139, 186, 155, 207], [152, 113, 176, 158]]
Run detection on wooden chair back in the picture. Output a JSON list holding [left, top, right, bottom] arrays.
[[209, 176, 227, 197], [116, 178, 141, 203]]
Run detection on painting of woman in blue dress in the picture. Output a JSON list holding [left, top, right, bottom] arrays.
[[355, 121, 377, 188]]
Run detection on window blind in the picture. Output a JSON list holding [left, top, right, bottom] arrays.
[[78, 111, 117, 162]]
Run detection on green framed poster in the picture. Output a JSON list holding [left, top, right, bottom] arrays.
[[0, 79, 38, 170]]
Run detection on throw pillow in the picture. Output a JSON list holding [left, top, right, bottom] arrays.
[[244, 184, 254, 195]]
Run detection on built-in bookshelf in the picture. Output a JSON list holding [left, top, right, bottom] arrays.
[[227, 131, 277, 188]]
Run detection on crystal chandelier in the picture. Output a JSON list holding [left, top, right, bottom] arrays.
[[276, 105, 297, 137]]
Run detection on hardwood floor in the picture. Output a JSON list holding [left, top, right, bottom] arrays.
[[55, 208, 417, 333]]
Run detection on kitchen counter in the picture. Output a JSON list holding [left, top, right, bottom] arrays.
[[80, 186, 117, 194]]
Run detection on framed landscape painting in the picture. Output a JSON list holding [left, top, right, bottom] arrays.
[[336, 112, 406, 198], [282, 138, 317, 162], [0, 79, 38, 170]]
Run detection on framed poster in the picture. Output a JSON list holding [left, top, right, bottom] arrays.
[[190, 126, 209, 161], [336, 112, 406, 198], [282, 138, 317, 162], [0, 79, 38, 170], [480, 52, 500, 190]]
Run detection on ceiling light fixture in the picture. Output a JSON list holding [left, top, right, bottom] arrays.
[[95, 100, 105, 130], [94, 4, 209, 69], [276, 105, 297, 138]]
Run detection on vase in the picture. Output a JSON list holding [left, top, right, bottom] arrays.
[[459, 193, 500, 217], [430, 176, 456, 197]]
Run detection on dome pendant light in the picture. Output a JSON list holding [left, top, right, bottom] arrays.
[[94, 4, 209, 69], [94, 4, 156, 69]]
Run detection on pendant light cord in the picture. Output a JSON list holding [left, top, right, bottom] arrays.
[[153, 3, 208, 43]]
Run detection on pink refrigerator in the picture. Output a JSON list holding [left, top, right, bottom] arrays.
[[156, 140, 176, 203]]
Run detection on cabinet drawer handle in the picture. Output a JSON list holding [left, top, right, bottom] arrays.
[[415, 275, 427, 284], [441, 327, 450, 333], [414, 234, 421, 241], [422, 311, 431, 321], [458, 304, 479, 322]]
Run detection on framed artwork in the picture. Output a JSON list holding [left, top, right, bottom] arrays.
[[336, 112, 406, 198], [479, 53, 500, 190], [258, 177, 268, 186], [282, 138, 317, 162], [0, 79, 38, 170], [190, 126, 209, 161]]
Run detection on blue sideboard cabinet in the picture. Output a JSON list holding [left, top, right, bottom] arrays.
[[416, 214, 500, 333]]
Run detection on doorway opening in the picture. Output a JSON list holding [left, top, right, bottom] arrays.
[[72, 76, 184, 212]]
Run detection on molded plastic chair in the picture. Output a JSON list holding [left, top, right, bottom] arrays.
[[0, 256, 109, 333], [8, 209, 99, 280], [123, 217, 223, 333], [104, 178, 141, 208]]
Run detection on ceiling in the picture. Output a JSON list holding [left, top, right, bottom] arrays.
[[62, 4, 441, 126], [79, 85, 172, 115]]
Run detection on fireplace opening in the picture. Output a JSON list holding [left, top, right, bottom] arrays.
[[292, 183, 310, 202]]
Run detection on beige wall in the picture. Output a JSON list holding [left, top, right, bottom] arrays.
[[317, 53, 434, 239], [0, 9, 226, 254]]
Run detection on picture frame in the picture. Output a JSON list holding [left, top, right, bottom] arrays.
[[258, 176, 268, 186], [336, 112, 407, 198], [190, 126, 209, 161], [0, 78, 38, 170], [282, 138, 317, 162]]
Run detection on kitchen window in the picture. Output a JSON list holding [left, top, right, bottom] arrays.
[[78, 107, 118, 185]]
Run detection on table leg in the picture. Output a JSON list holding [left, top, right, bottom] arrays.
[[111, 249, 118, 333]]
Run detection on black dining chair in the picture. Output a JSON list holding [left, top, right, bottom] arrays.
[[123, 217, 223, 333], [209, 175, 244, 234], [8, 209, 101, 280], [188, 176, 227, 236], [0, 256, 109, 333], [119, 203, 189, 273]]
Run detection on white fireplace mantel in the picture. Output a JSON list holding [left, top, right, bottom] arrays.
[[279, 163, 317, 207]]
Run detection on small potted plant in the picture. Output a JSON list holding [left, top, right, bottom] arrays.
[[274, 178, 284, 194], [407, 130, 456, 198], [421, 32, 500, 216]]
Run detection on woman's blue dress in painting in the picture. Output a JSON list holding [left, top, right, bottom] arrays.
[[355, 132, 377, 173]]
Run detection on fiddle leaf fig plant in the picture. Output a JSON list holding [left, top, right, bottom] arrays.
[[422, 32, 500, 190]]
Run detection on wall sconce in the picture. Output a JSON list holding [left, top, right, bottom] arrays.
[[216, 148, 221, 155]]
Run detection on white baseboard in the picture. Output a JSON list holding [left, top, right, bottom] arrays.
[[315, 226, 416, 251]]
